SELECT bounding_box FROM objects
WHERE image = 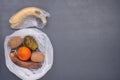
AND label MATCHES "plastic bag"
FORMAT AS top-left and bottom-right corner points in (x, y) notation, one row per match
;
(4, 28), (53, 80)
(14, 9), (50, 29)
